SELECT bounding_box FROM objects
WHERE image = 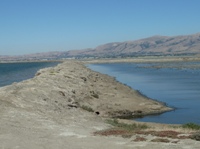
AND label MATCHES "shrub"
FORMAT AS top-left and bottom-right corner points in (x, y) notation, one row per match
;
(81, 105), (94, 112)
(90, 91), (99, 98)
(106, 119), (148, 131)
(182, 123), (200, 130)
